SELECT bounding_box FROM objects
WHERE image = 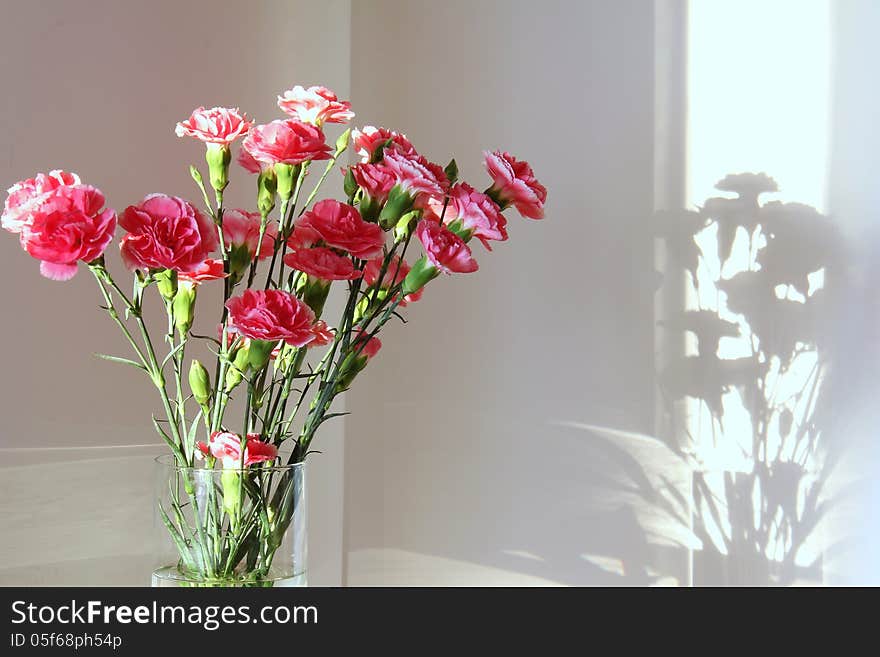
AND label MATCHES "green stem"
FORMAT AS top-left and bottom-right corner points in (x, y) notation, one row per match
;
(276, 166), (309, 286)
(90, 271), (148, 369)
